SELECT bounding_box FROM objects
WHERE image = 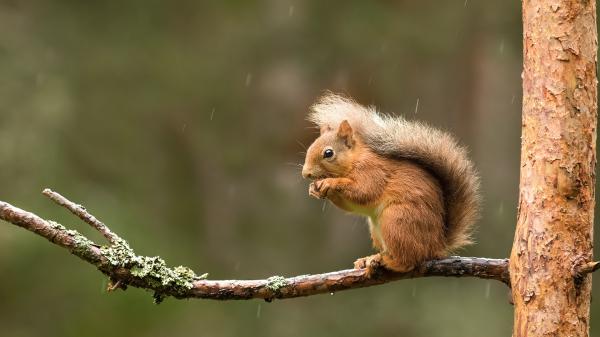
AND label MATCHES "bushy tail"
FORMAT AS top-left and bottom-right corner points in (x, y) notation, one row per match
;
(309, 93), (481, 251)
